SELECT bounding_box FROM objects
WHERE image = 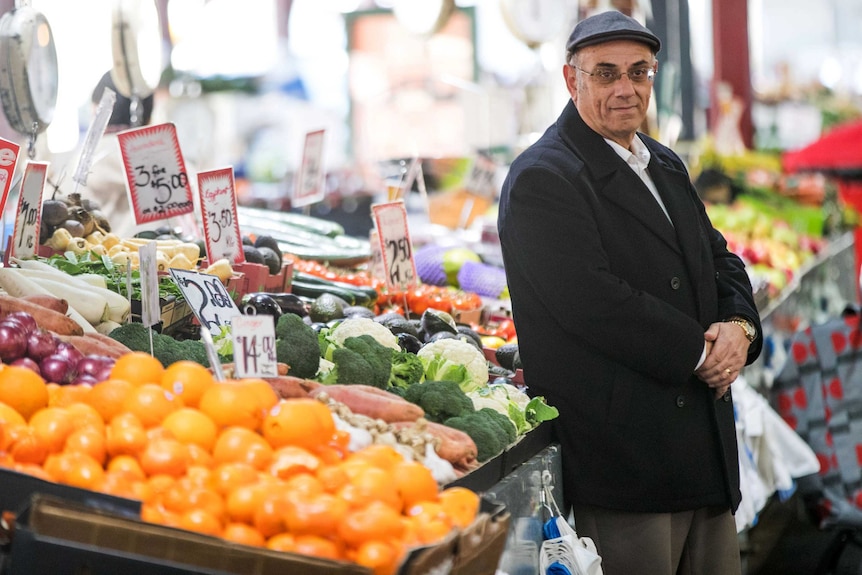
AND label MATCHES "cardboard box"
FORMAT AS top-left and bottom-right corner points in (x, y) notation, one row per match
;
(7, 495), (509, 575)
(129, 296), (193, 337)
